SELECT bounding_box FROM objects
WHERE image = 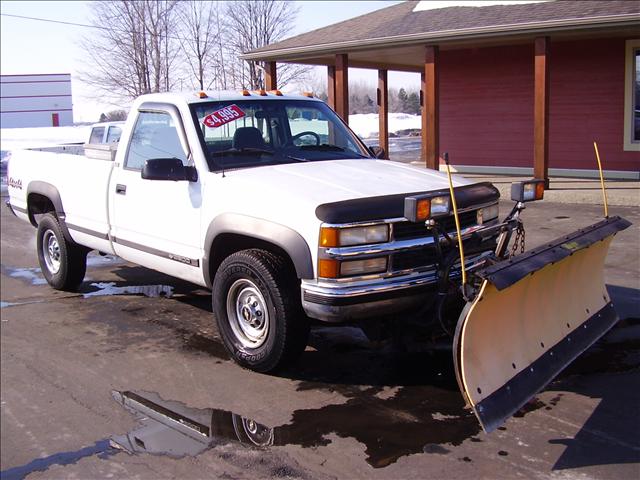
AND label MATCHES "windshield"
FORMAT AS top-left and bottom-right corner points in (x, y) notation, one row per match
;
(190, 99), (371, 171)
